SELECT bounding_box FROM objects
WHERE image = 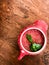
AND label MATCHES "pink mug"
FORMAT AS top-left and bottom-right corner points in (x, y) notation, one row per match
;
(18, 20), (48, 60)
